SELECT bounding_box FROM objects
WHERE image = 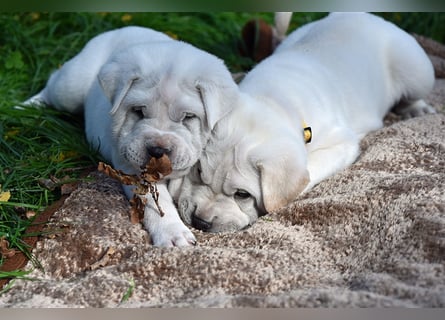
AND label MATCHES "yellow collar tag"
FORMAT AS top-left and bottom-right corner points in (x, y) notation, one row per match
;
(302, 121), (312, 144)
